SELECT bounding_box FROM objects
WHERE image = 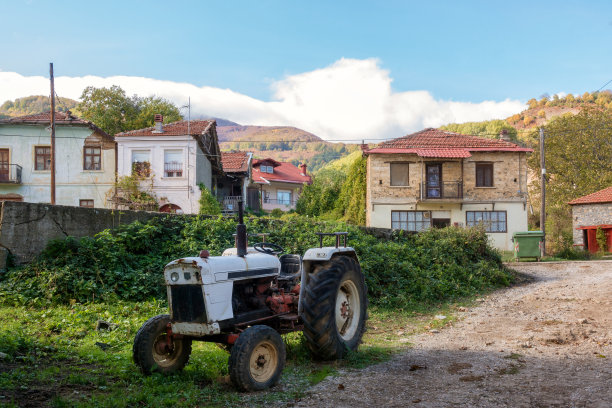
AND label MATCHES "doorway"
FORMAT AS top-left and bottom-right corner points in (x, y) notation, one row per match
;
(0, 149), (8, 182)
(426, 163), (442, 198)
